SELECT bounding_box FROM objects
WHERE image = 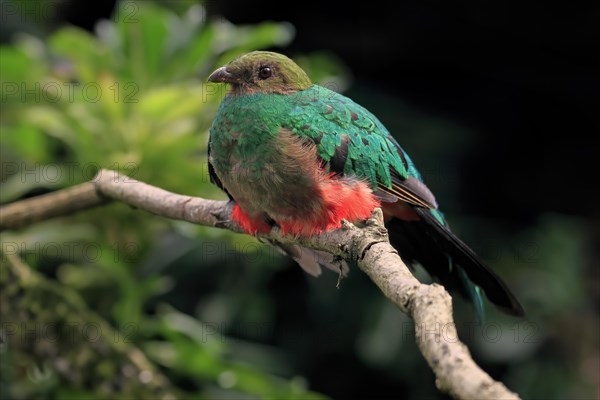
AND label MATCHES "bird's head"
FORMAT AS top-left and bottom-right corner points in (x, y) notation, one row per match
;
(207, 51), (312, 95)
